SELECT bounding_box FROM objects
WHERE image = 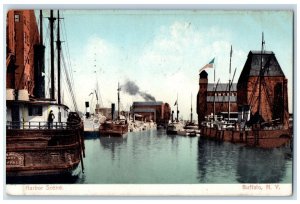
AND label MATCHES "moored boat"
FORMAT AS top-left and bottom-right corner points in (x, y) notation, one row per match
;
(166, 121), (185, 135)
(99, 120), (128, 137)
(99, 83), (128, 137)
(6, 10), (85, 180)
